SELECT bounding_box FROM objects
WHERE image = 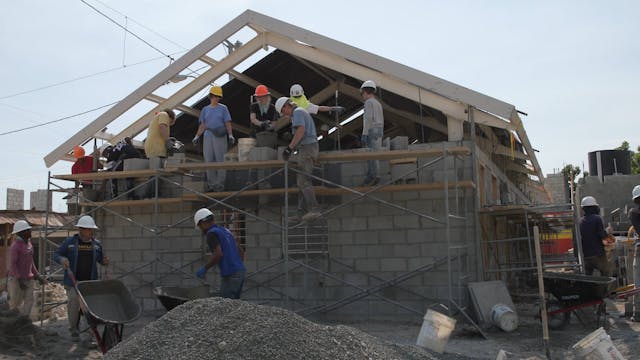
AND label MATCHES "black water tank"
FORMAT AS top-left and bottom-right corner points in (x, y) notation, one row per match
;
(588, 150), (631, 176)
